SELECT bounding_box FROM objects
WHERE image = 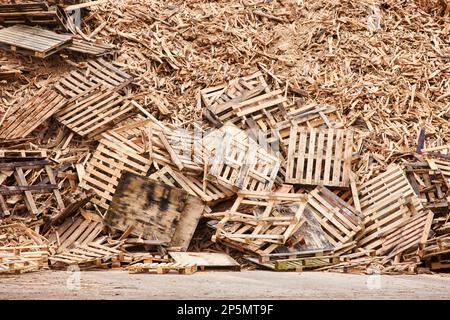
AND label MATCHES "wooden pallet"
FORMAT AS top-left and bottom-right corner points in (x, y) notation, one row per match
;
(246, 254), (339, 271)
(0, 3), (68, 29)
(286, 127), (353, 187)
(54, 58), (133, 98)
(0, 25), (72, 58)
(405, 162), (449, 214)
(0, 245), (49, 274)
(0, 88), (67, 140)
(358, 164), (433, 254)
(359, 164), (419, 228)
(201, 71), (269, 113)
(0, 150), (64, 215)
(426, 154), (450, 188)
(79, 131), (151, 211)
(55, 84), (136, 138)
(200, 123), (280, 192)
(307, 186), (364, 251)
(49, 242), (121, 266)
(127, 262), (197, 275)
(206, 190), (308, 245)
(105, 173), (205, 250)
(47, 216), (104, 253)
(66, 38), (115, 56)
(149, 166), (233, 203)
